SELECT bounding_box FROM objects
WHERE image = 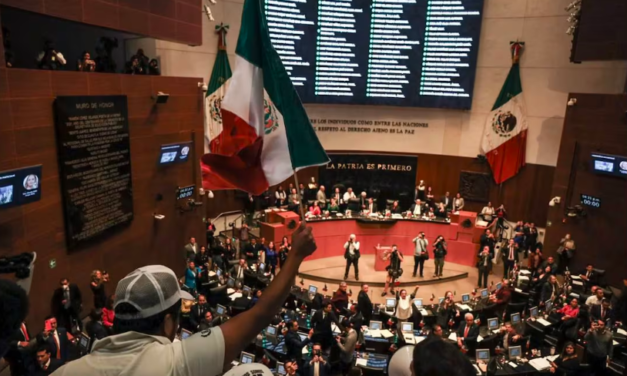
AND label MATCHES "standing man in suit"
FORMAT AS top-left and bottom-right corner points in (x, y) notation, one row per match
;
(541, 275), (560, 305)
(477, 246), (493, 289)
(343, 234), (360, 281)
(480, 229), (496, 255)
(412, 232), (429, 278)
(441, 191), (452, 211)
(336, 320), (358, 374)
(311, 301), (342, 351)
(303, 343), (331, 376)
(409, 199), (426, 217)
(358, 192), (368, 210)
(51, 278), (83, 332)
(230, 259), (248, 285)
(284, 320), (312, 368)
(456, 313), (479, 353)
(316, 185), (327, 208)
(357, 284), (373, 325)
(184, 236), (198, 262)
(4, 321), (35, 376)
(37, 316), (69, 363)
(33, 344), (63, 375)
(579, 264), (598, 291)
(189, 294), (210, 331)
(501, 239), (519, 279)
(590, 299), (613, 325)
